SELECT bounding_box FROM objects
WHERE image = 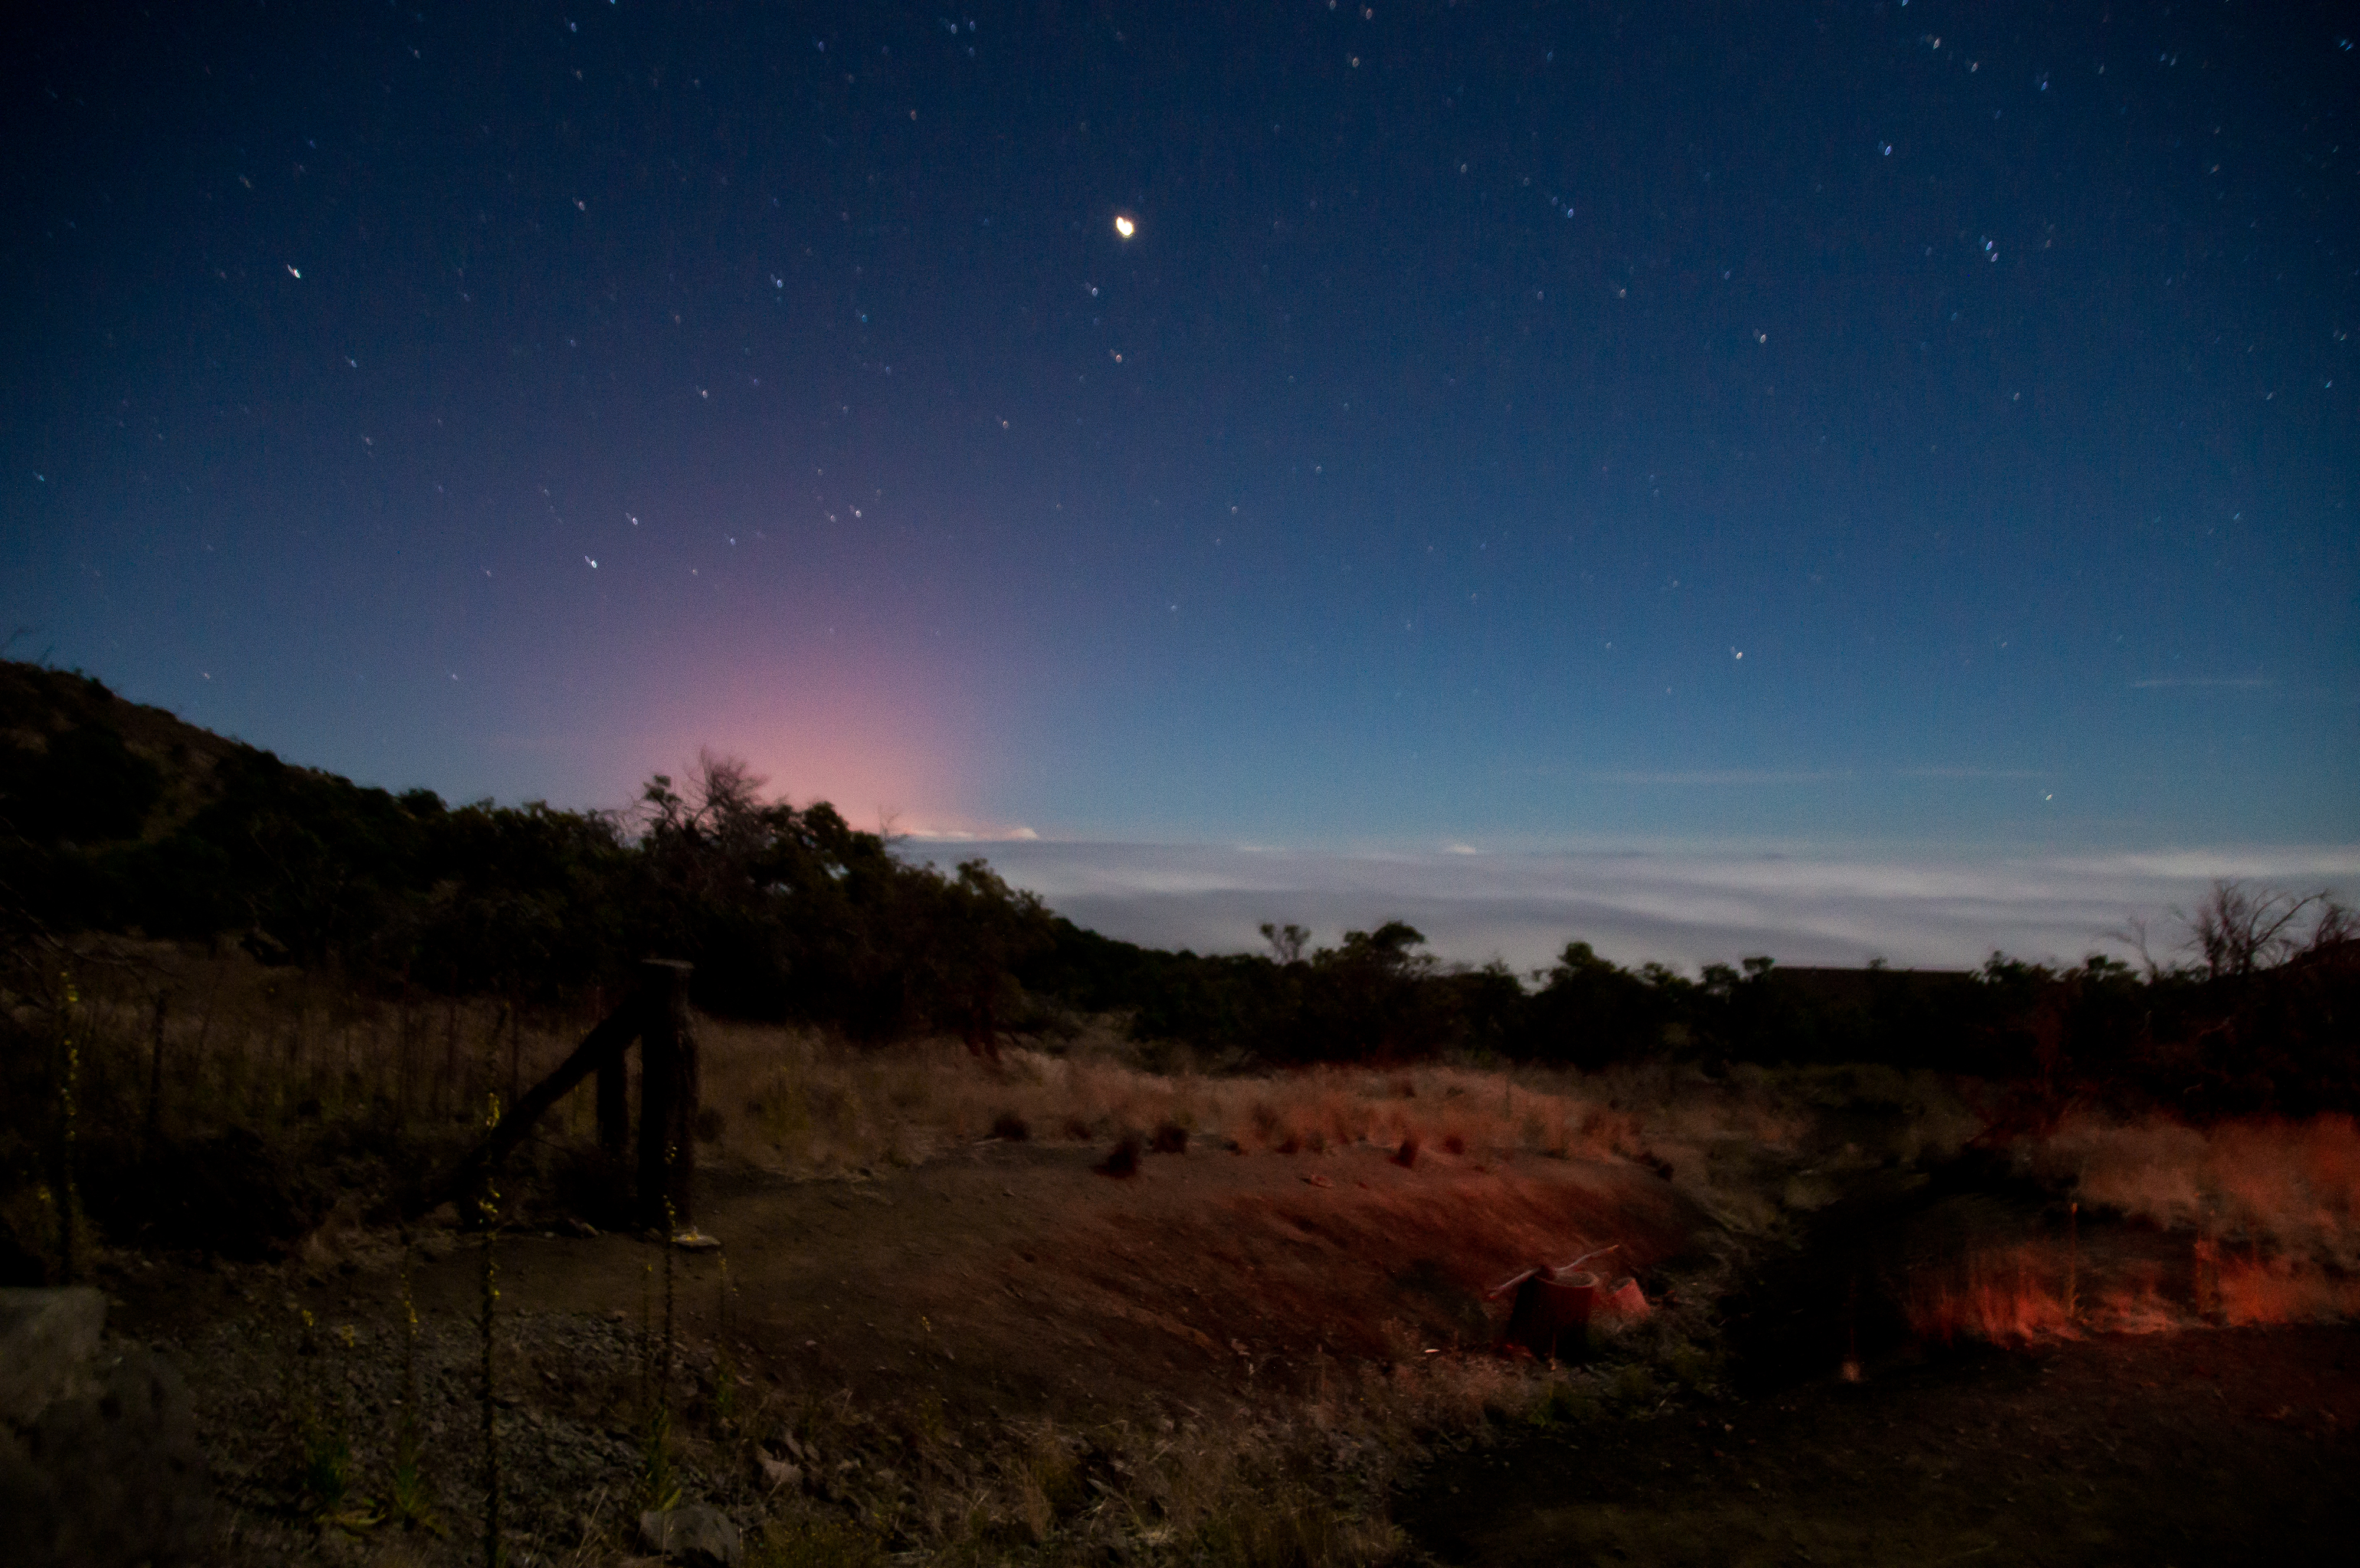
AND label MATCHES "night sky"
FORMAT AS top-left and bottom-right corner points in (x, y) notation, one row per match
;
(6, 2), (2355, 966)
